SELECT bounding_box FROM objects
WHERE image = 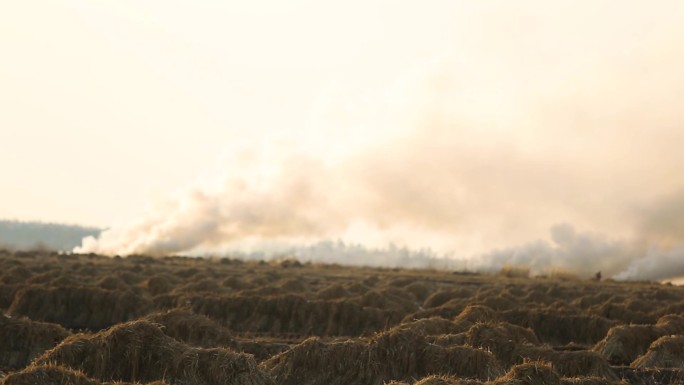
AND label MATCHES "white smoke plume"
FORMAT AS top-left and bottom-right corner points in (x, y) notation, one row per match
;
(77, 2), (684, 281)
(475, 223), (684, 281)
